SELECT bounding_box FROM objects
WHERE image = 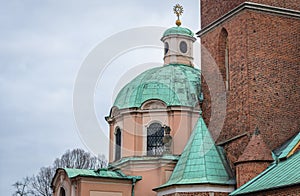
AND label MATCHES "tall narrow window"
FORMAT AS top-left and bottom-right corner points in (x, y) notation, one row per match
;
(115, 128), (121, 160)
(147, 123), (164, 156)
(60, 187), (66, 196)
(225, 35), (229, 90)
(219, 28), (230, 90)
